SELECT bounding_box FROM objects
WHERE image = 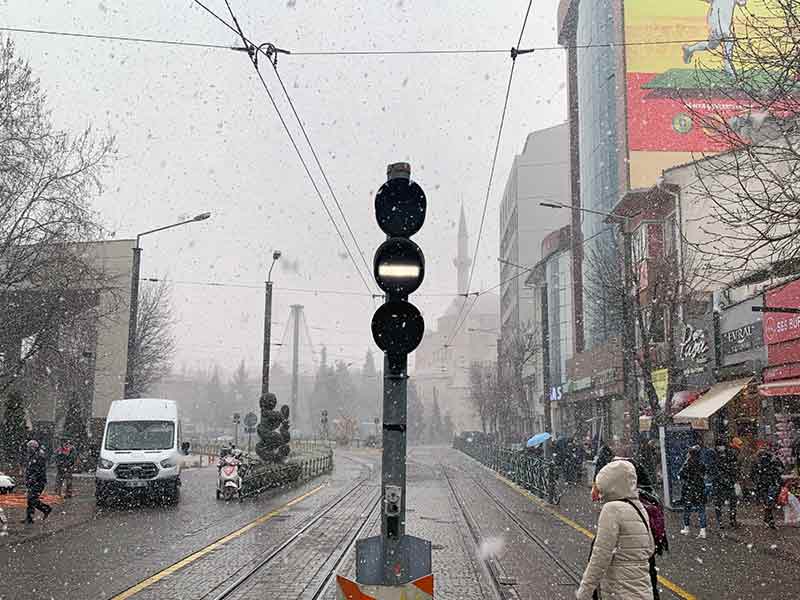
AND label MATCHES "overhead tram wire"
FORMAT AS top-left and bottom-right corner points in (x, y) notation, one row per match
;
(0, 25), (776, 55)
(140, 277), (459, 297)
(269, 58), (374, 289)
(443, 0), (533, 350)
(191, 0), (375, 297)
